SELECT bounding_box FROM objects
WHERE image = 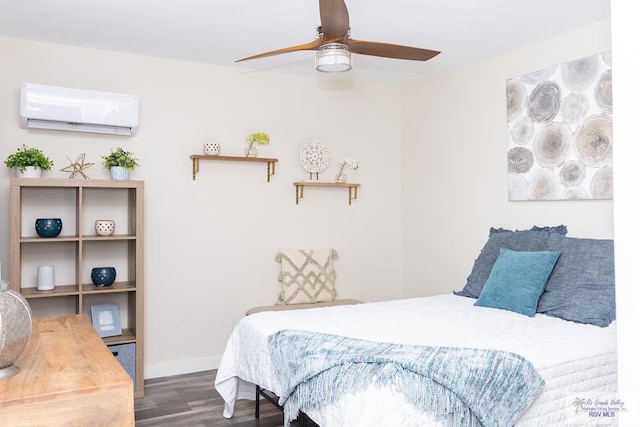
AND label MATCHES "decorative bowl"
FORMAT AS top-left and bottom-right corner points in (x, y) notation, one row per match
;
(95, 220), (115, 236)
(203, 142), (220, 156)
(35, 218), (62, 238)
(91, 267), (117, 287)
